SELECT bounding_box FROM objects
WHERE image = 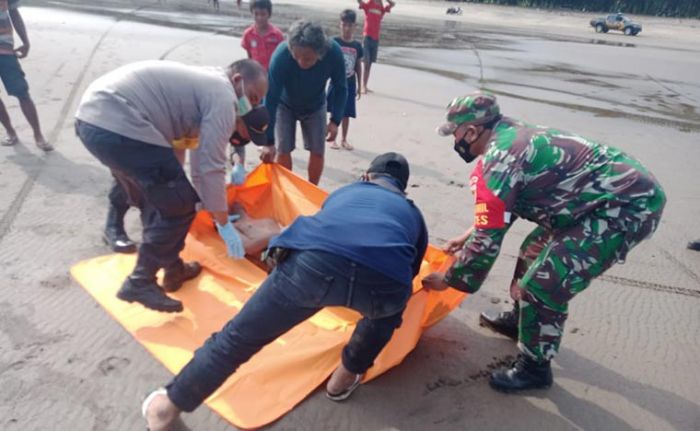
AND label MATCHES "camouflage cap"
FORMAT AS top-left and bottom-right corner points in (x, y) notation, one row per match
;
(437, 92), (500, 136)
